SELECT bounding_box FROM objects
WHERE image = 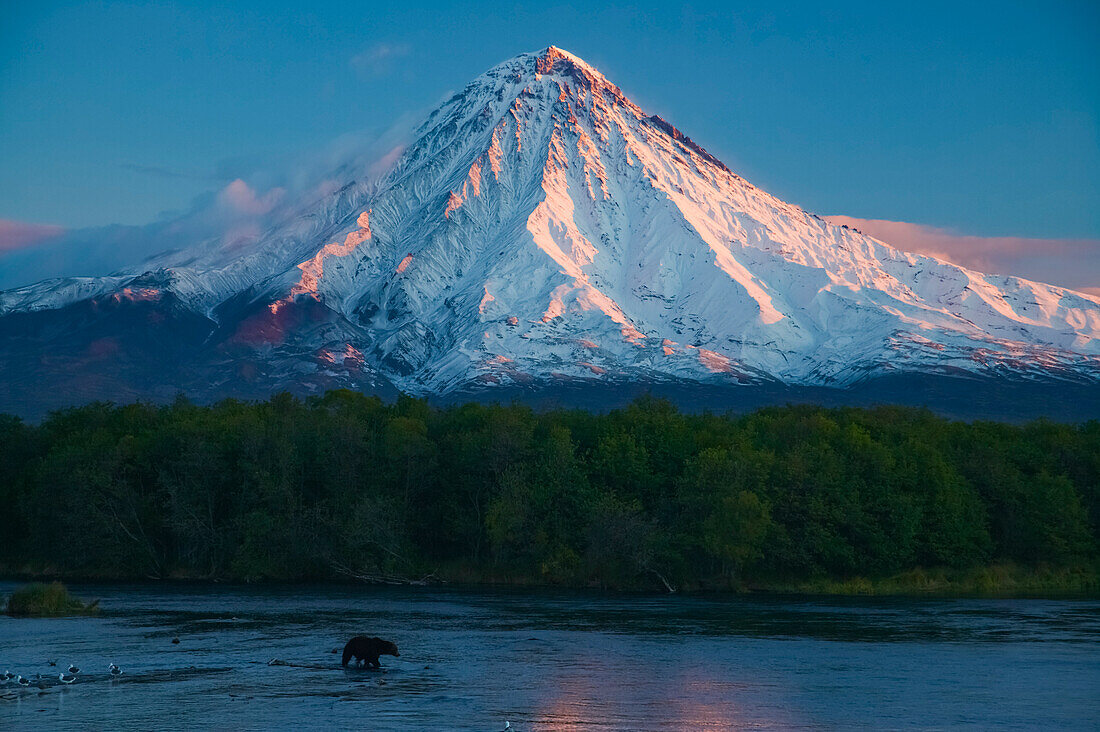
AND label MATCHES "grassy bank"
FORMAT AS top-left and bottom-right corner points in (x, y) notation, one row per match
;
(4, 581), (100, 617)
(4, 563), (1098, 599)
(418, 563), (1100, 597)
(754, 563), (1100, 597)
